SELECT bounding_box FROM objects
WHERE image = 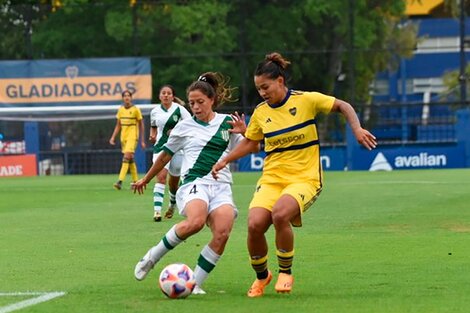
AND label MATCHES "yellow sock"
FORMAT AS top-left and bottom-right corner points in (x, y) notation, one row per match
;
(118, 159), (130, 181)
(276, 249), (294, 274)
(250, 255), (269, 279)
(129, 160), (138, 182)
